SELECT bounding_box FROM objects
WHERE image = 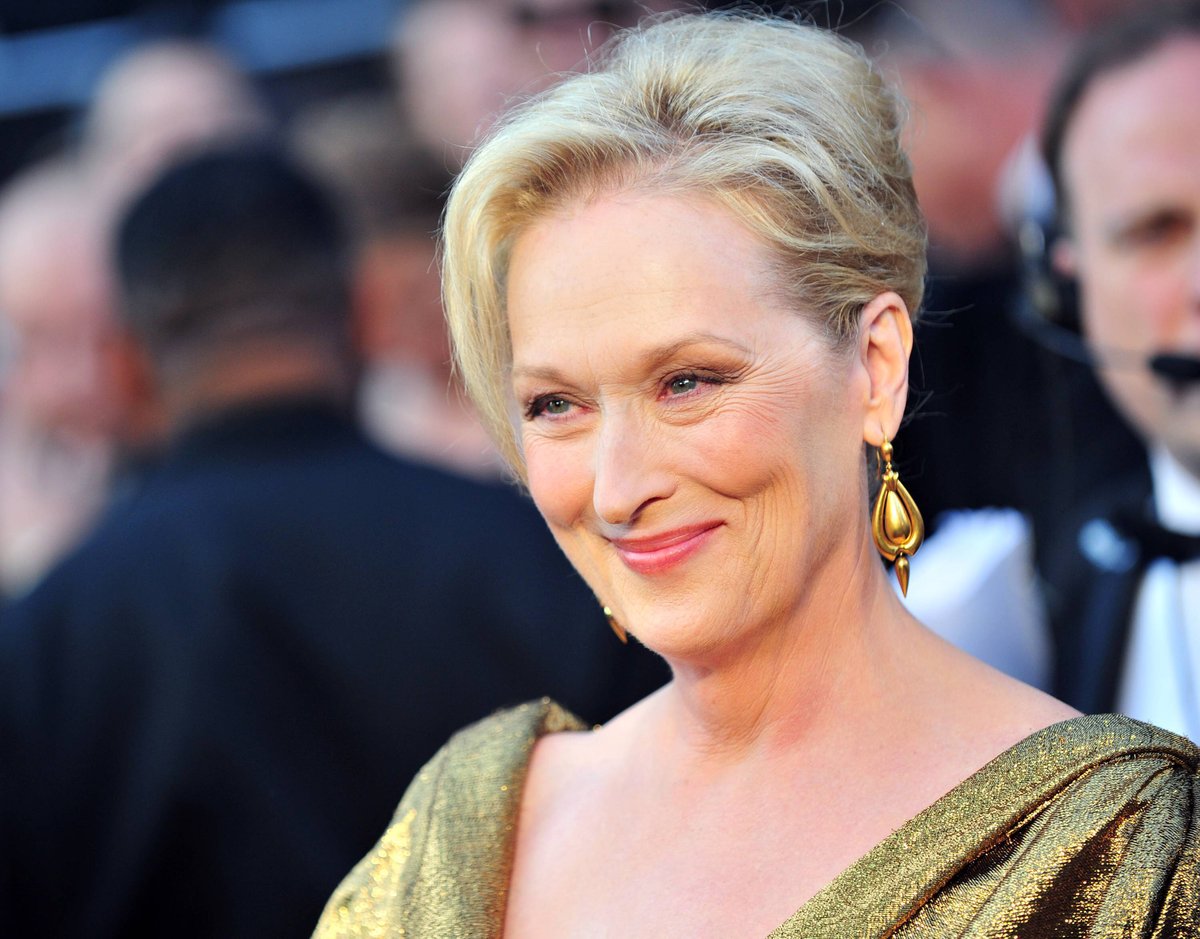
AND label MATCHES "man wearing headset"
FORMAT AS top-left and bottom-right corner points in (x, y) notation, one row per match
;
(1038, 2), (1200, 738)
